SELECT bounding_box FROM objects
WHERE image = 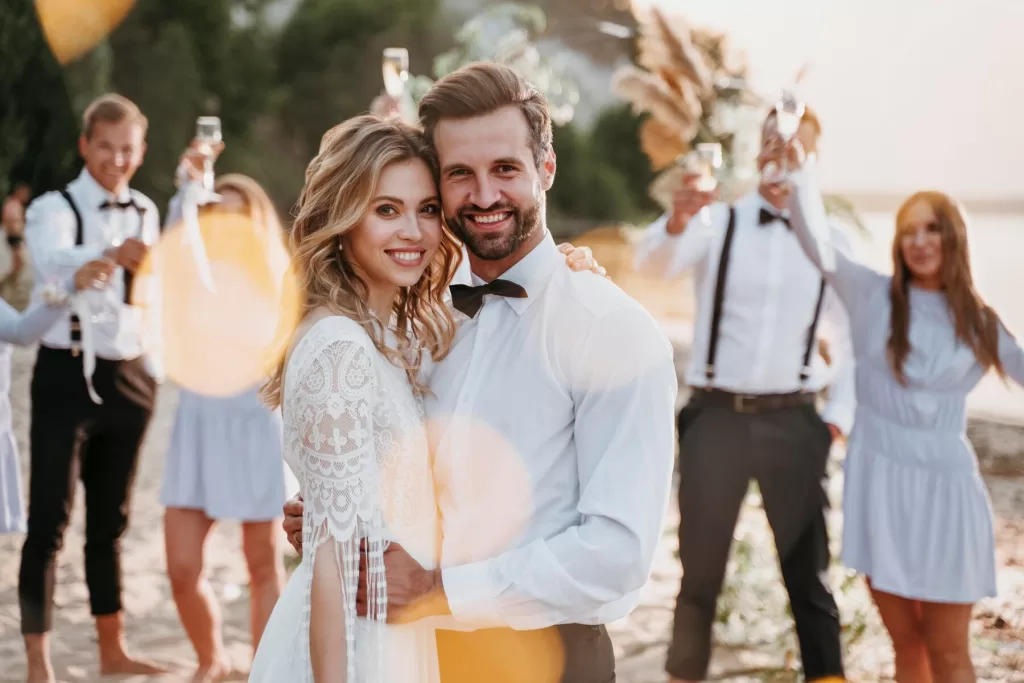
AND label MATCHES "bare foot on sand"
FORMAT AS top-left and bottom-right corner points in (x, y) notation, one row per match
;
(191, 660), (245, 683)
(98, 653), (169, 676)
(24, 634), (55, 683)
(25, 664), (55, 683)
